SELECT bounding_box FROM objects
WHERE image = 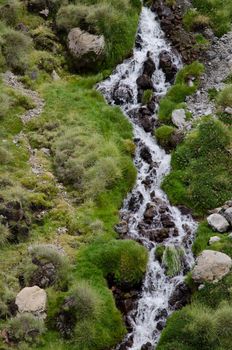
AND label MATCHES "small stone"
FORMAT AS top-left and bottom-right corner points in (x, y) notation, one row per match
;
(51, 70), (61, 81)
(225, 107), (232, 115)
(209, 236), (221, 245)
